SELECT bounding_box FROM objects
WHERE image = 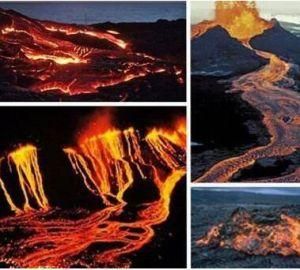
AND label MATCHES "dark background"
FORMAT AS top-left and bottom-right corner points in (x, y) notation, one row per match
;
(0, 106), (186, 268)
